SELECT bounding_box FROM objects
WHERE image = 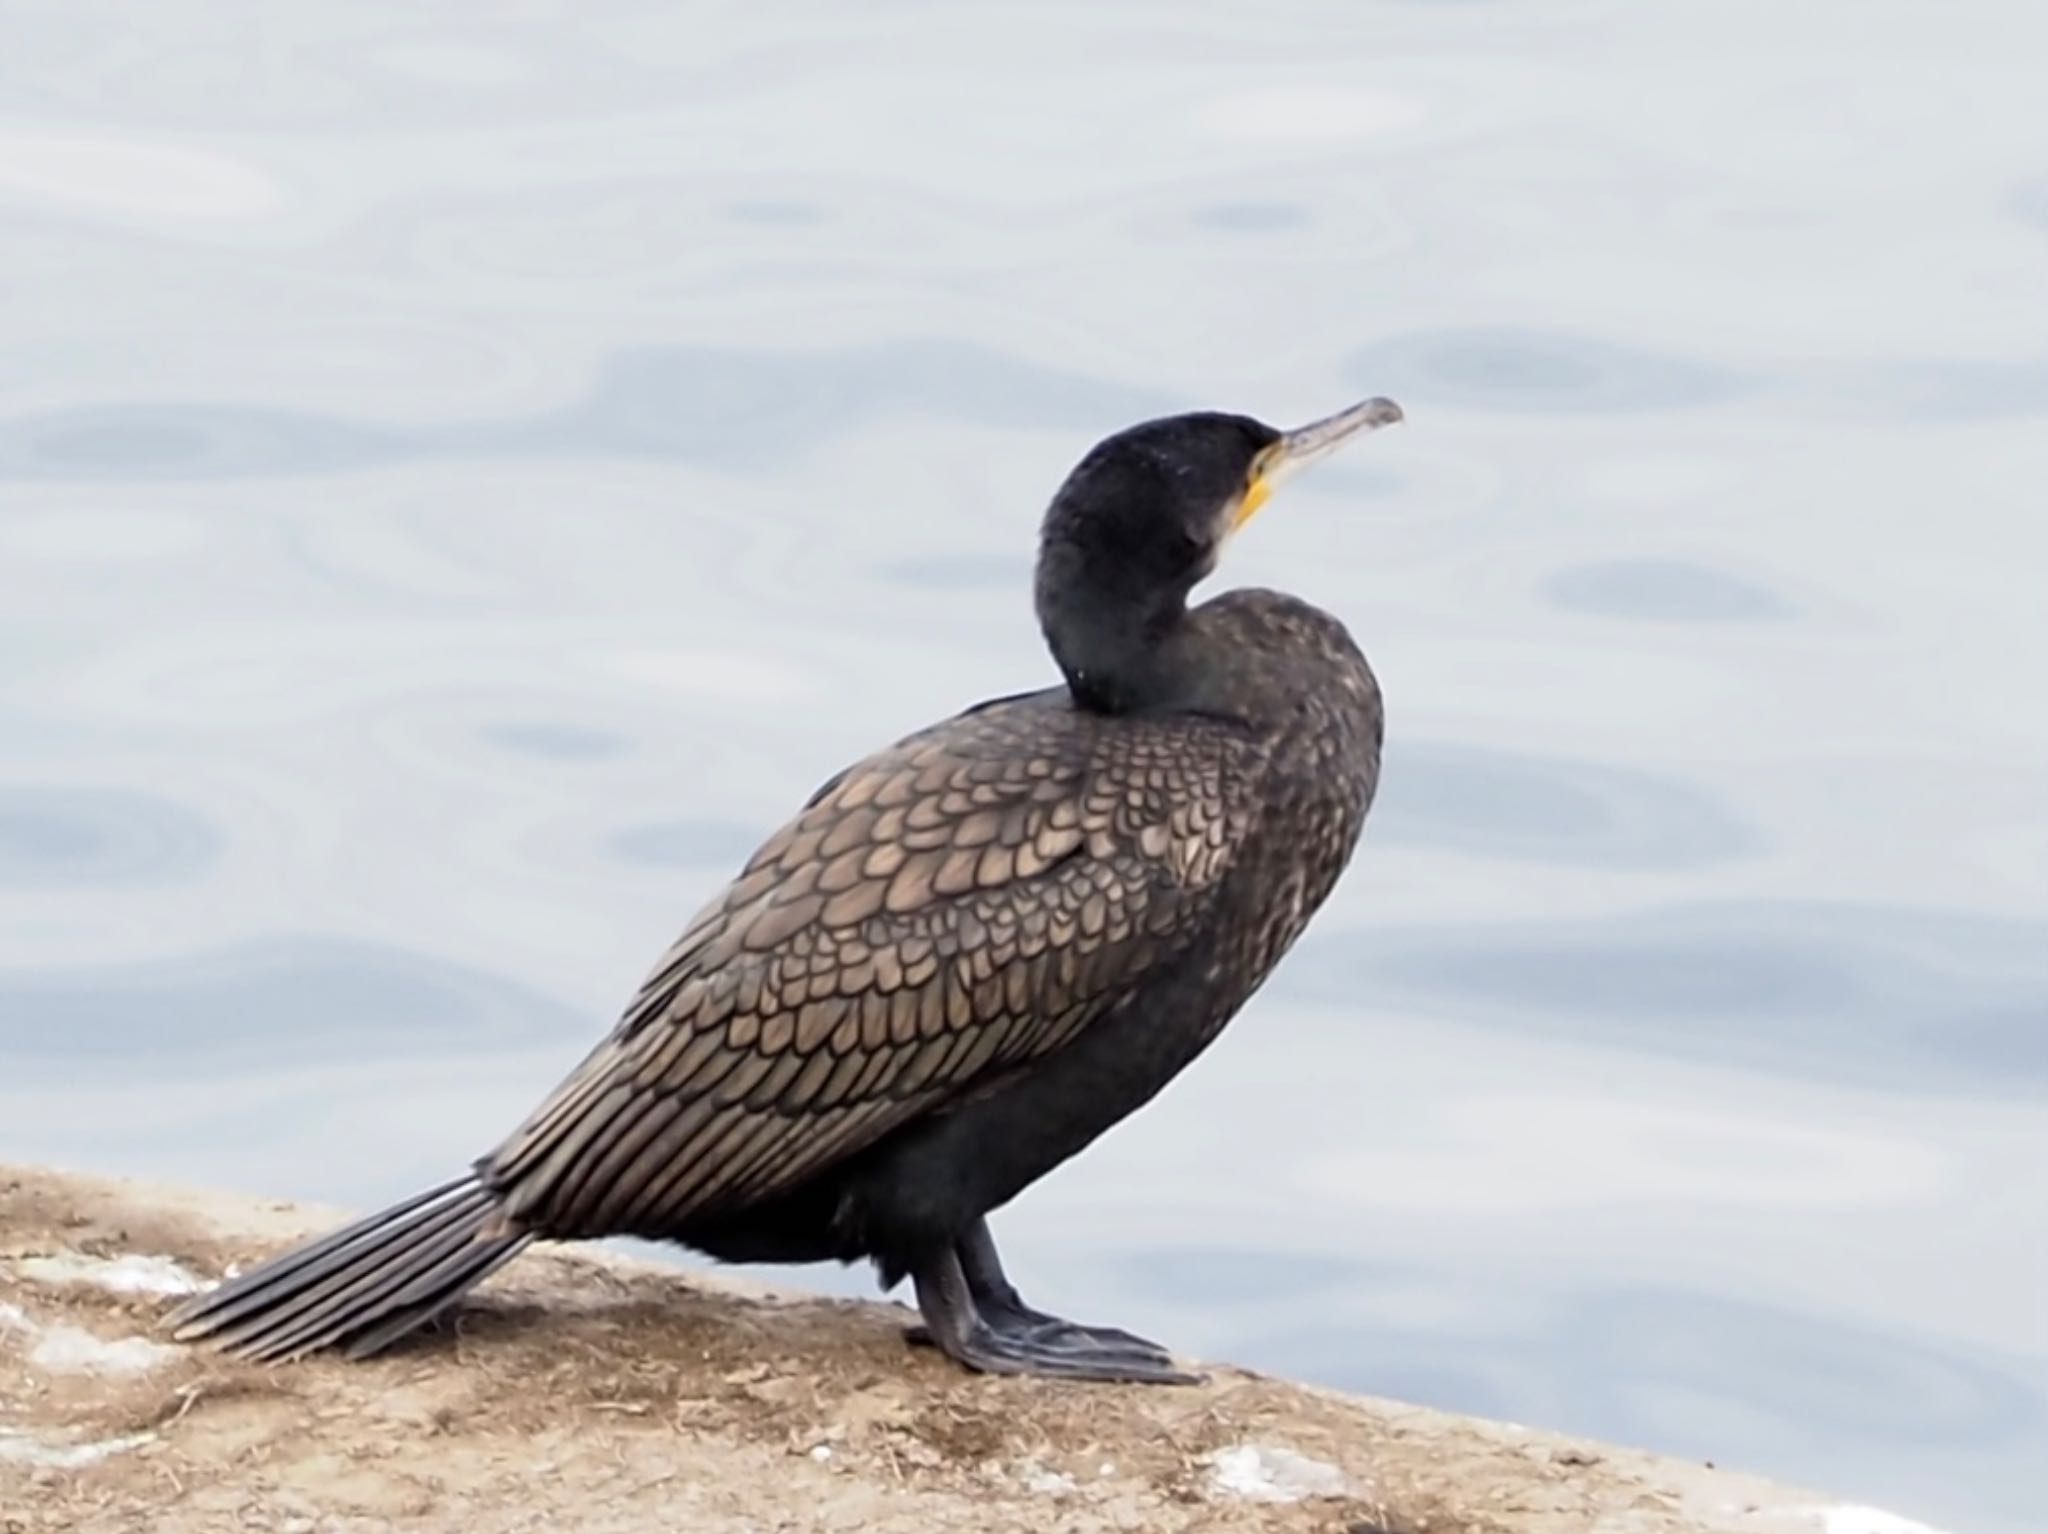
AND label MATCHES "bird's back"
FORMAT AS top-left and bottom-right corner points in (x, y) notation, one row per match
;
(478, 678), (1297, 1243)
